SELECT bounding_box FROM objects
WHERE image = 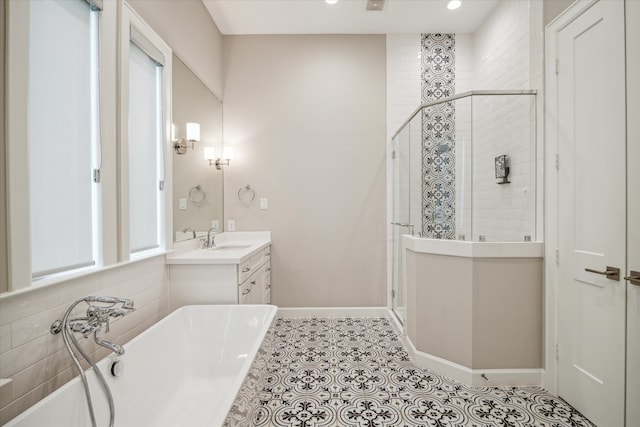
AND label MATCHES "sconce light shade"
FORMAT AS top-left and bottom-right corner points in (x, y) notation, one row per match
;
(211, 146), (234, 170)
(186, 122), (200, 142)
(204, 147), (215, 162)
